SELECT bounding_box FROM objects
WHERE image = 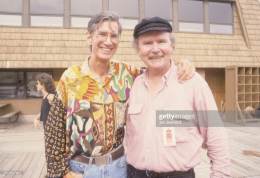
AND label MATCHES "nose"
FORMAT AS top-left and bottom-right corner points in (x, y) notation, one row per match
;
(150, 43), (160, 53)
(104, 35), (113, 45)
